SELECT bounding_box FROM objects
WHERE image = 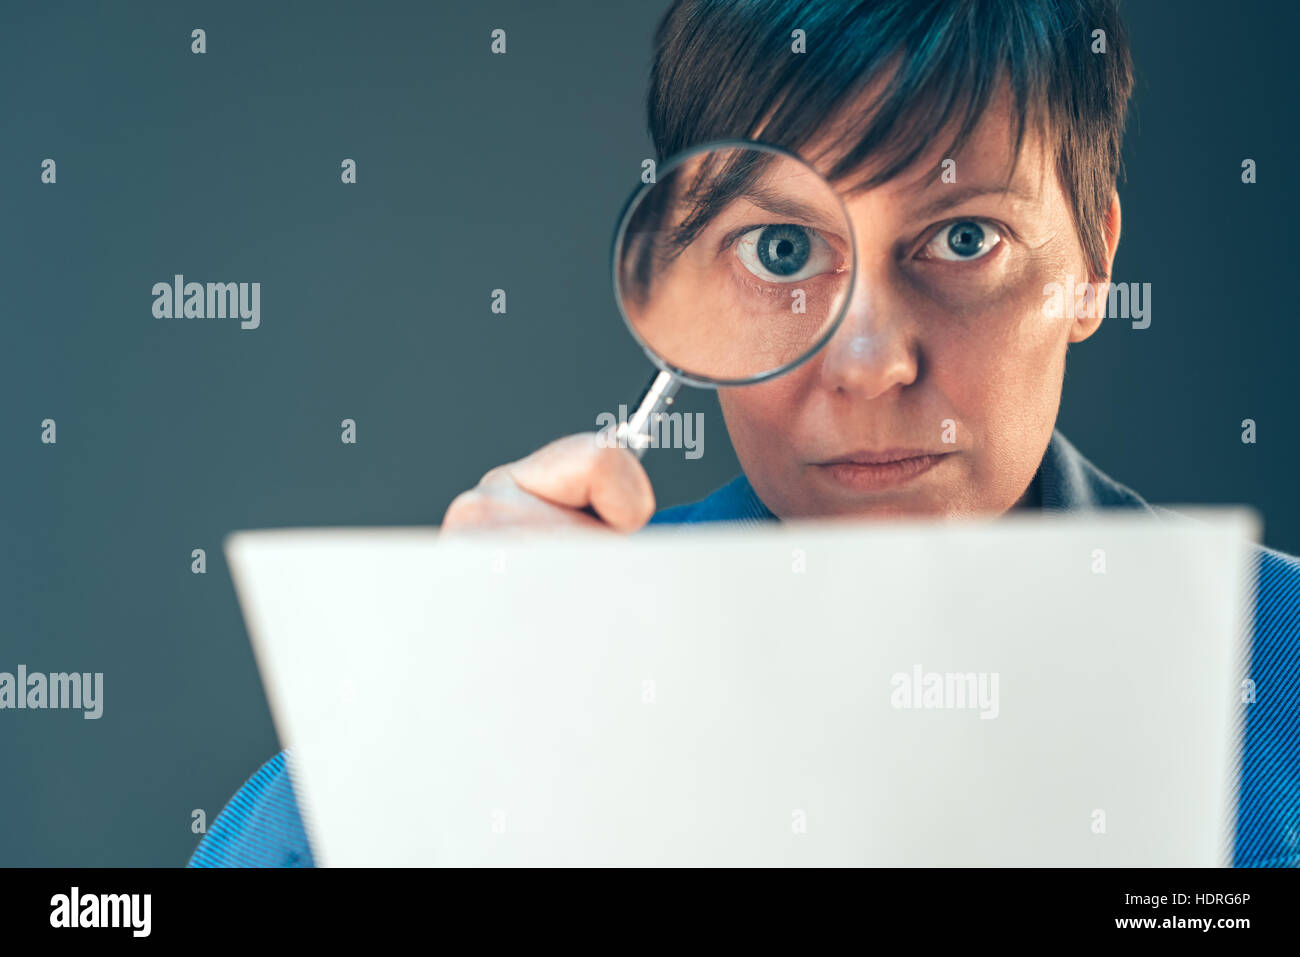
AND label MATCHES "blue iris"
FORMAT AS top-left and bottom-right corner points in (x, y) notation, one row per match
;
(947, 221), (985, 257)
(757, 225), (811, 276)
